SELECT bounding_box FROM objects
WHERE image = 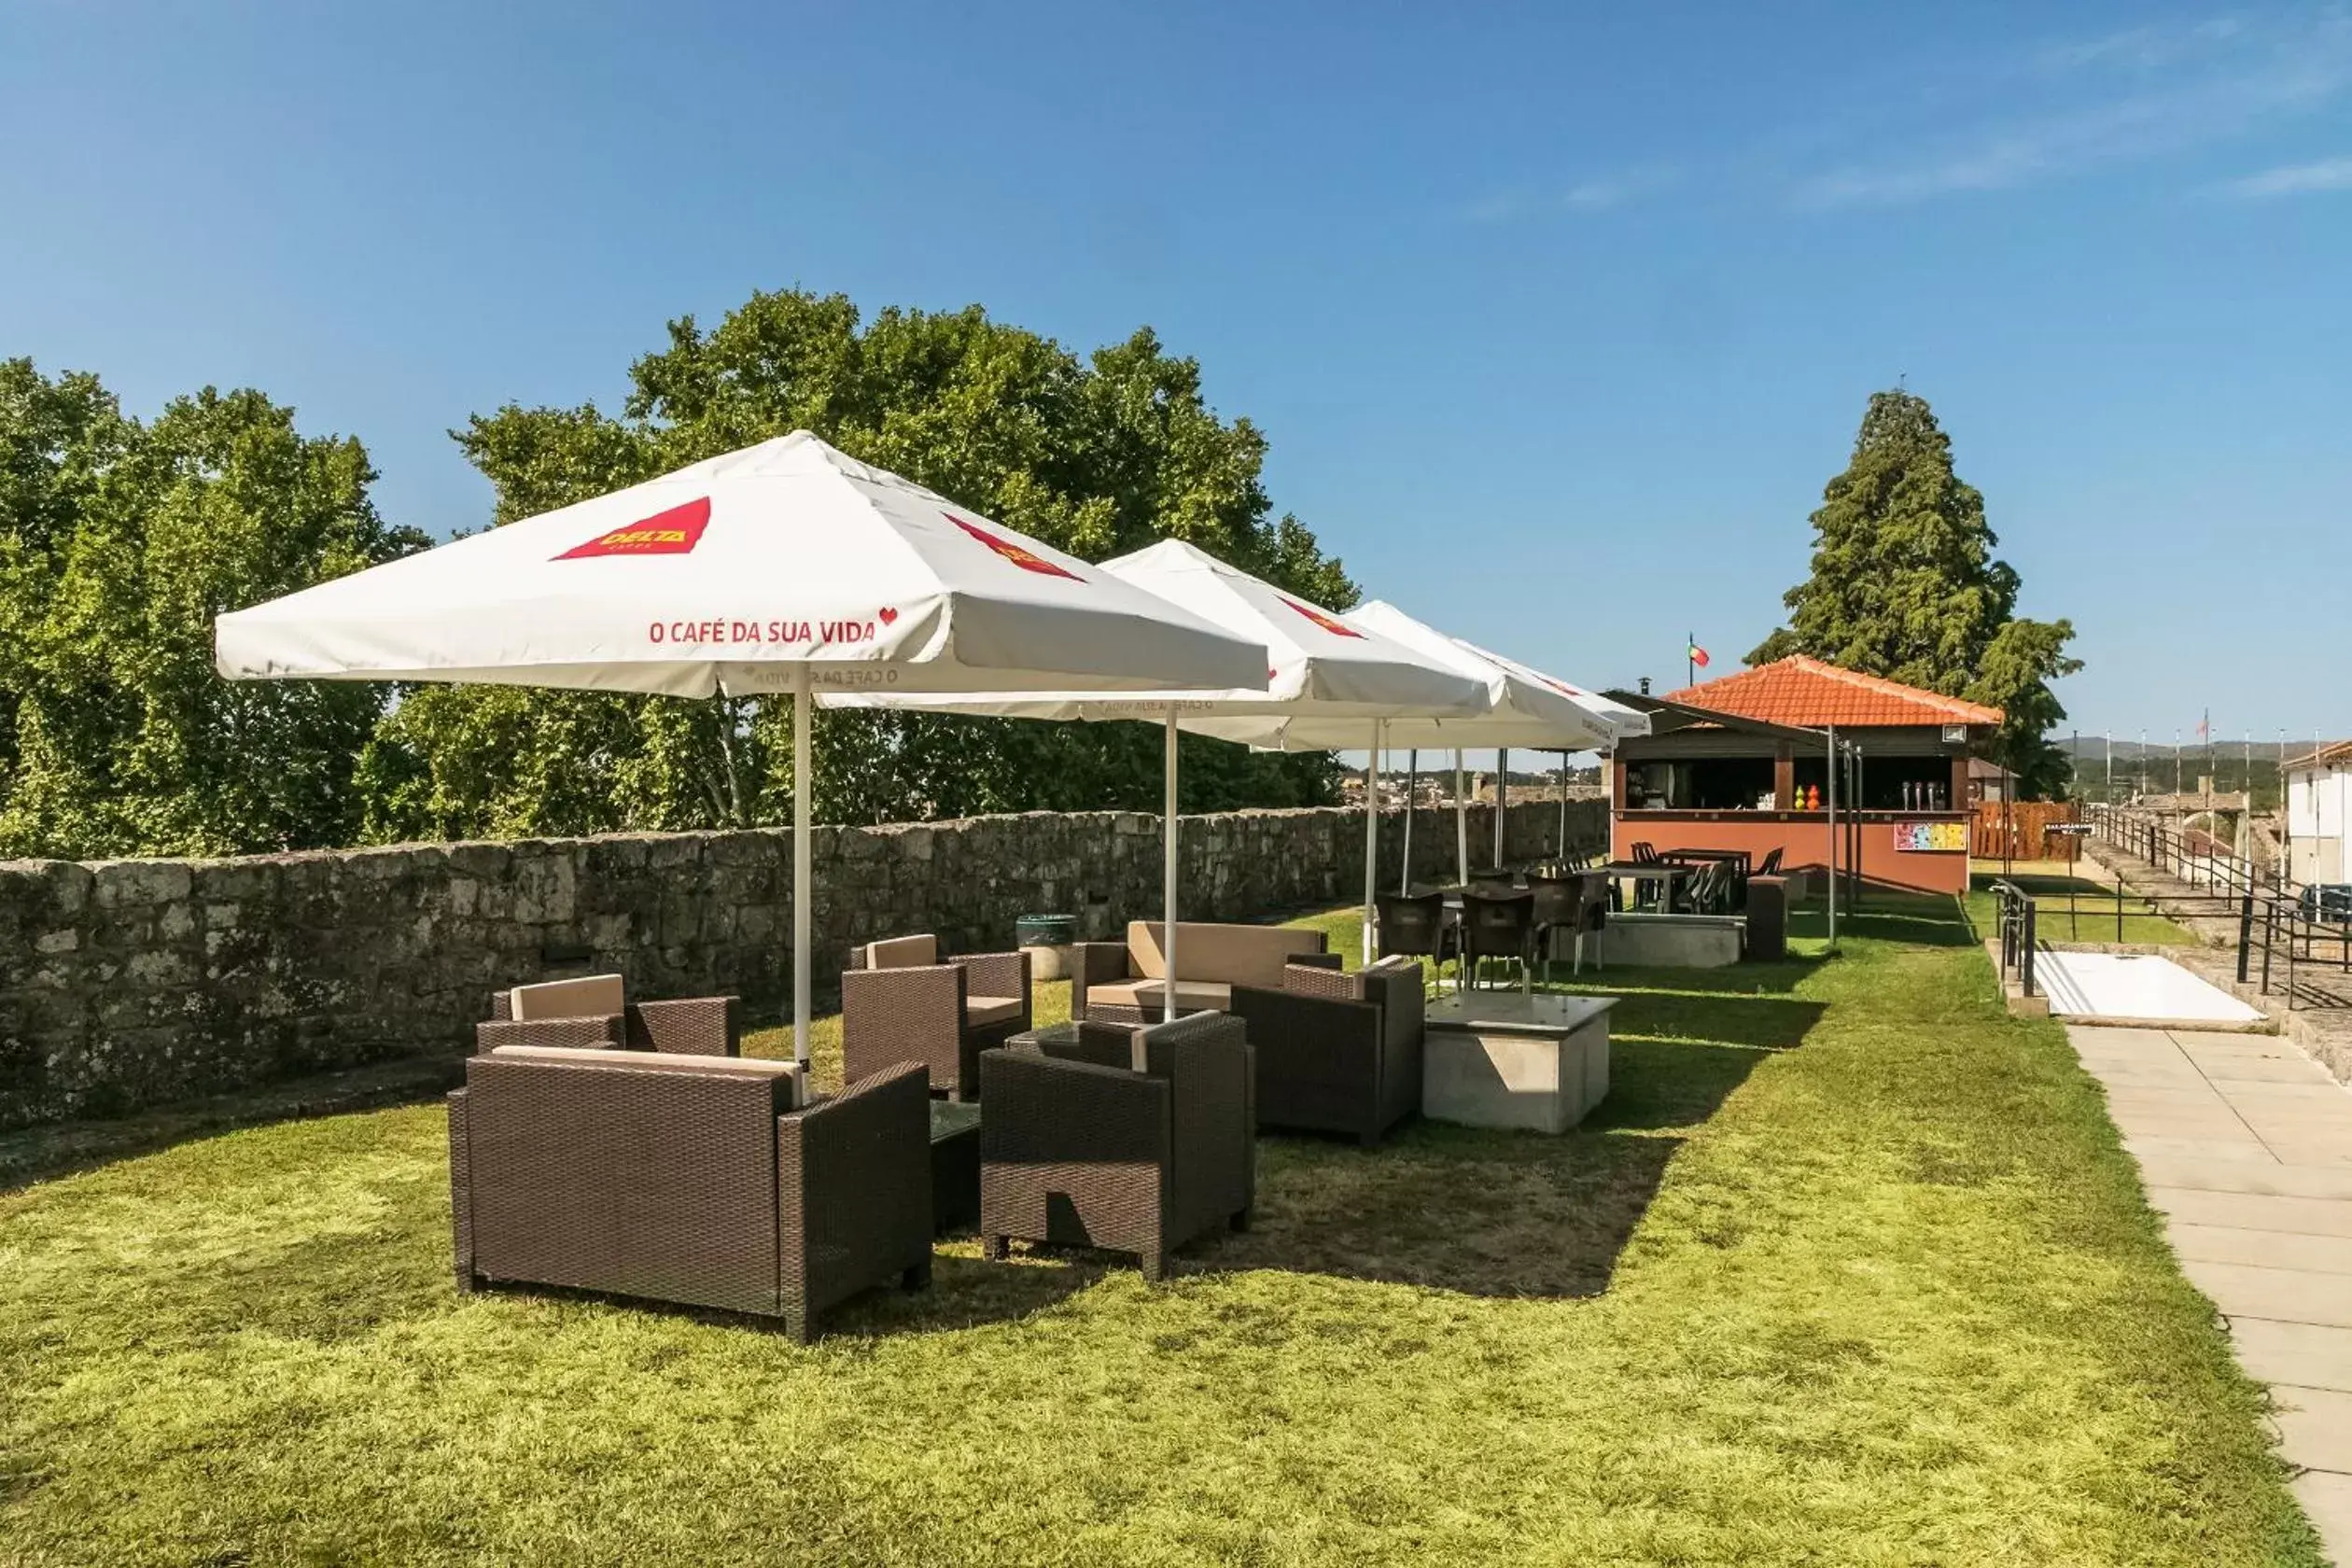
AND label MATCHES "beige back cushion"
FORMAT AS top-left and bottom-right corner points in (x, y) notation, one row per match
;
(487, 1043), (804, 1106)
(510, 973), (625, 1022)
(1125, 921), (1326, 988)
(865, 933), (939, 970)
